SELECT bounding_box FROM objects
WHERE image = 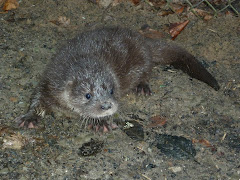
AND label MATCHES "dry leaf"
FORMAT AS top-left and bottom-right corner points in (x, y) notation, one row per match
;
(140, 28), (165, 39)
(58, 16), (70, 26)
(0, 0), (6, 7)
(158, 10), (174, 16)
(130, 0), (140, 5)
(193, 138), (217, 152)
(0, 126), (10, 136)
(191, 8), (213, 20)
(204, 14), (213, 21)
(3, 0), (19, 11)
(174, 6), (184, 14)
(169, 166), (182, 173)
(89, 0), (113, 7)
(198, 139), (212, 147)
(2, 133), (26, 150)
(88, 0), (99, 4)
(169, 20), (189, 40)
(200, 139), (217, 151)
(147, 116), (167, 127)
(192, 8), (209, 17)
(213, 0), (227, 5)
(112, 0), (126, 6)
(10, 96), (18, 102)
(225, 11), (234, 16)
(50, 16), (70, 27)
(139, 25), (165, 39)
(192, 138), (198, 144)
(148, 0), (166, 8)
